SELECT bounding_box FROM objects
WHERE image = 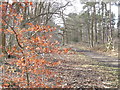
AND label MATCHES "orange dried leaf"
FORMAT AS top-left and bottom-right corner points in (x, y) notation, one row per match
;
(64, 48), (69, 53)
(47, 25), (50, 28)
(29, 2), (33, 5)
(52, 61), (61, 66)
(3, 83), (9, 87)
(26, 23), (33, 26)
(6, 29), (14, 34)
